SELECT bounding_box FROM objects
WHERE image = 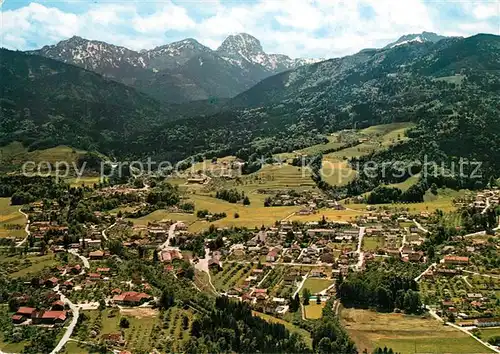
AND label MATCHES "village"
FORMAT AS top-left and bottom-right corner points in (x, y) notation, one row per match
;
(0, 177), (499, 353)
